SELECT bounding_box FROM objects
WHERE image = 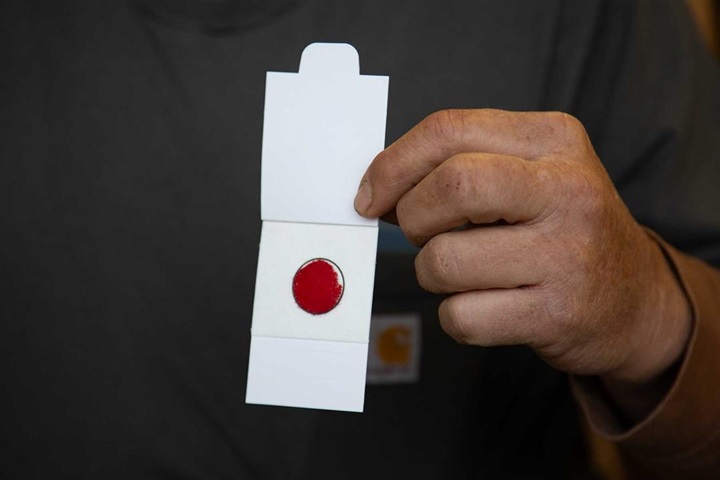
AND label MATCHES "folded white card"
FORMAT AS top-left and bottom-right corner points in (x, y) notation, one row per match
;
(247, 42), (388, 413)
